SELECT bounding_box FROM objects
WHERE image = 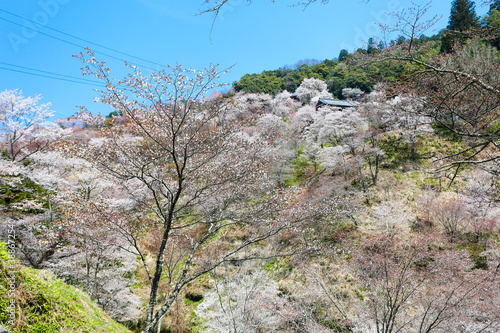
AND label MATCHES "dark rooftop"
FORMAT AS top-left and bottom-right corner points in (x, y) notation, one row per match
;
(317, 98), (358, 109)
